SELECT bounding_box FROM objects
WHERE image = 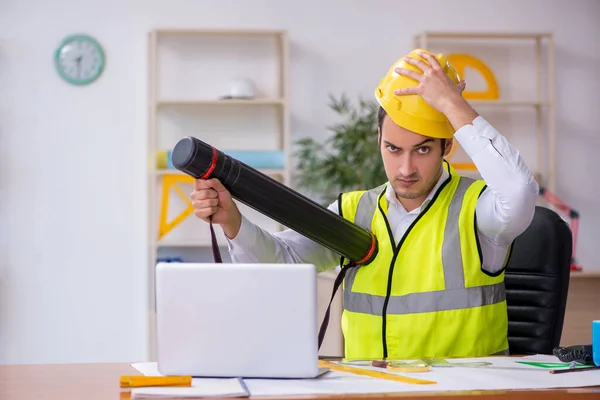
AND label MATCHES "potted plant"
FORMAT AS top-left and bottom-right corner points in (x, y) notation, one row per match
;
(294, 94), (387, 206)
